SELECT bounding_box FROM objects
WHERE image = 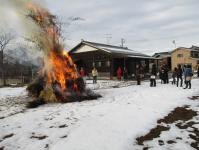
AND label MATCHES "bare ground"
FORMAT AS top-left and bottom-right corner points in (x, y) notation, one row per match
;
(136, 95), (199, 150)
